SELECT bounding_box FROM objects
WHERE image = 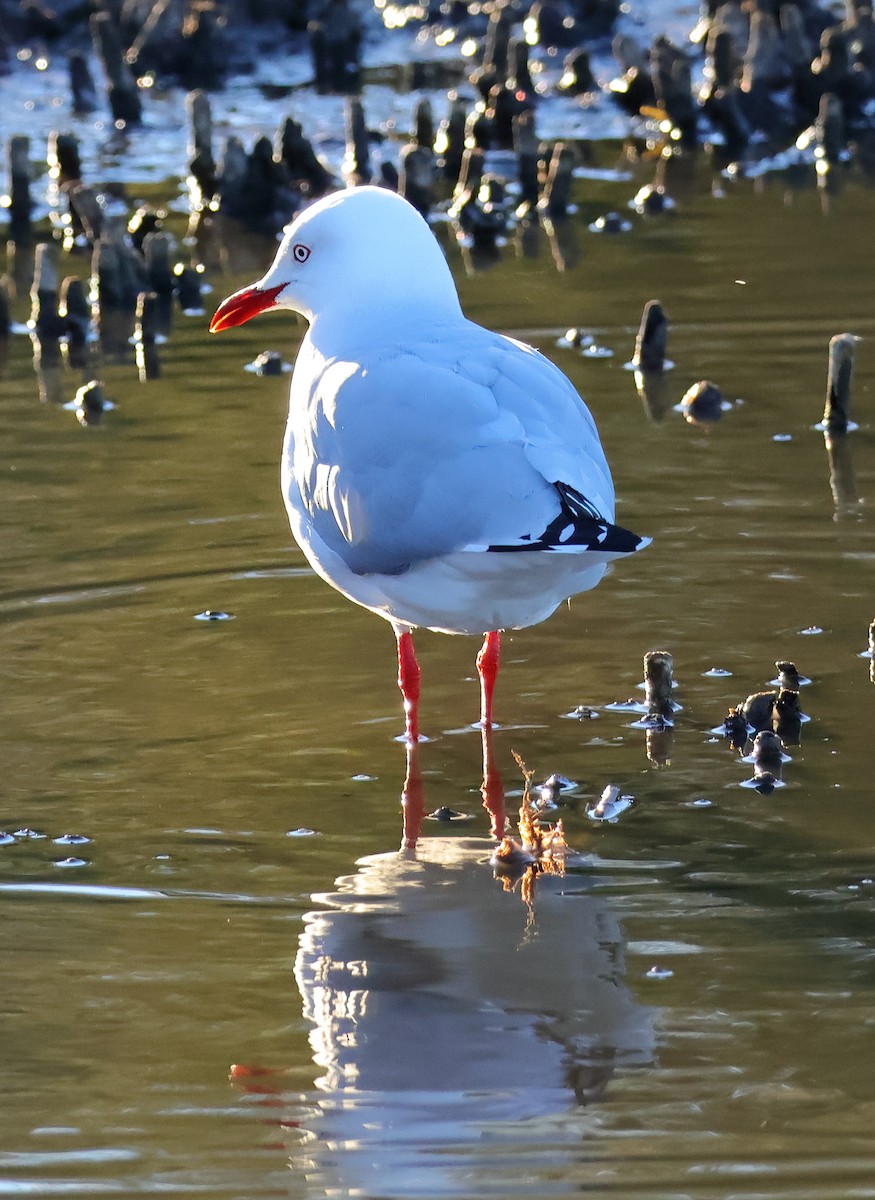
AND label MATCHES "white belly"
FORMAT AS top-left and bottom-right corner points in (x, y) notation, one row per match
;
(285, 496), (611, 634)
